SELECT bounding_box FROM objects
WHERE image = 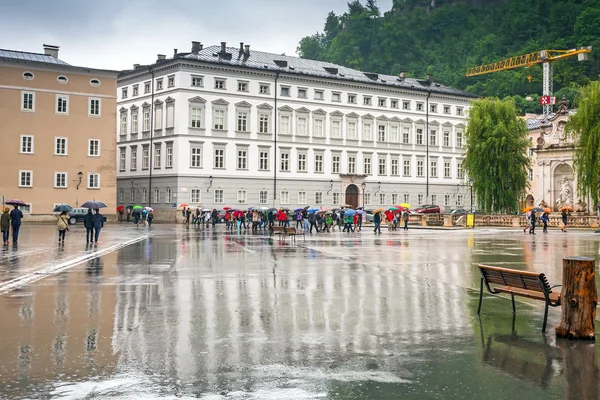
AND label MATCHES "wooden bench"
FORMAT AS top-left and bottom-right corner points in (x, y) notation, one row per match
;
(477, 264), (561, 332)
(270, 226), (285, 238)
(283, 227), (304, 243)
